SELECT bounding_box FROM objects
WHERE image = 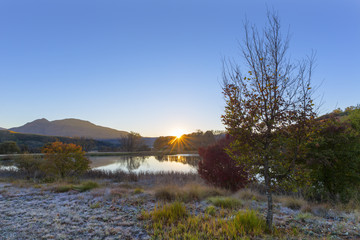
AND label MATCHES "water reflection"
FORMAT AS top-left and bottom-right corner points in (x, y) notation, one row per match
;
(91, 154), (200, 173)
